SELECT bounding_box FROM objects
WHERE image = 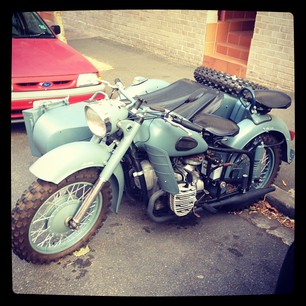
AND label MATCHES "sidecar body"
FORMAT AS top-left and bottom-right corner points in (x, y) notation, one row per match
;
(23, 100), (91, 157)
